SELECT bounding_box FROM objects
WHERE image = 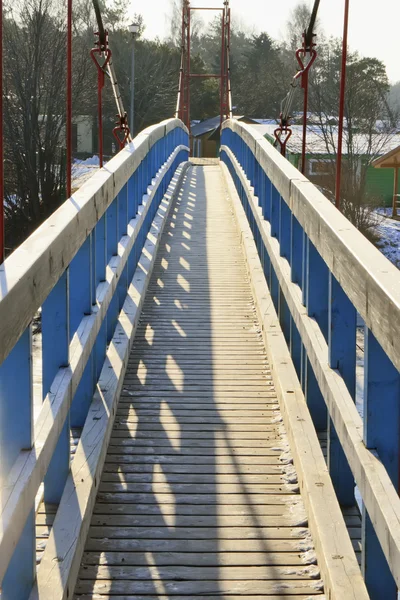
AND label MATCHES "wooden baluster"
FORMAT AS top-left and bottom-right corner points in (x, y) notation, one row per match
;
(69, 237), (94, 427)
(106, 198), (119, 344)
(117, 183), (129, 309)
(290, 215), (303, 288)
(270, 185), (279, 238)
(279, 197), (291, 261)
(304, 239), (328, 429)
(328, 274), (356, 505)
(0, 328), (35, 599)
(42, 271), (70, 503)
(94, 214), (107, 382)
(362, 329), (399, 599)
